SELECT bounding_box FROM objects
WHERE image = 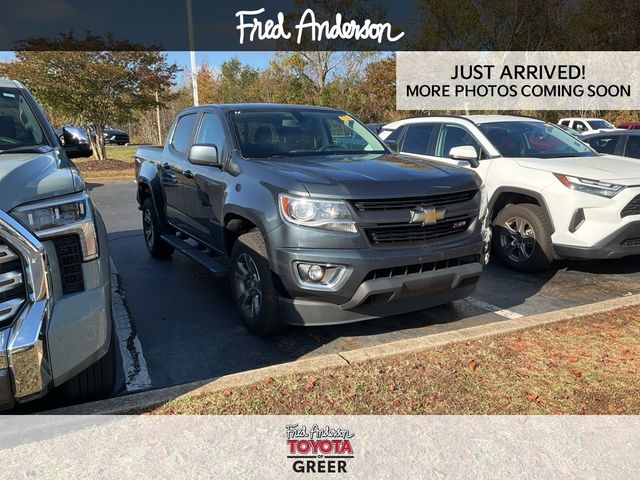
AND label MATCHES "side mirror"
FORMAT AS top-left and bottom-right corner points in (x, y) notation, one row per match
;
(384, 140), (399, 153)
(188, 144), (221, 167)
(62, 126), (93, 159)
(449, 145), (480, 168)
